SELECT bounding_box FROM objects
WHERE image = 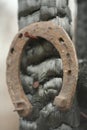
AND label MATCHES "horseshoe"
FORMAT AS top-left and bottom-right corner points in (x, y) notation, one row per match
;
(6, 21), (78, 117)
